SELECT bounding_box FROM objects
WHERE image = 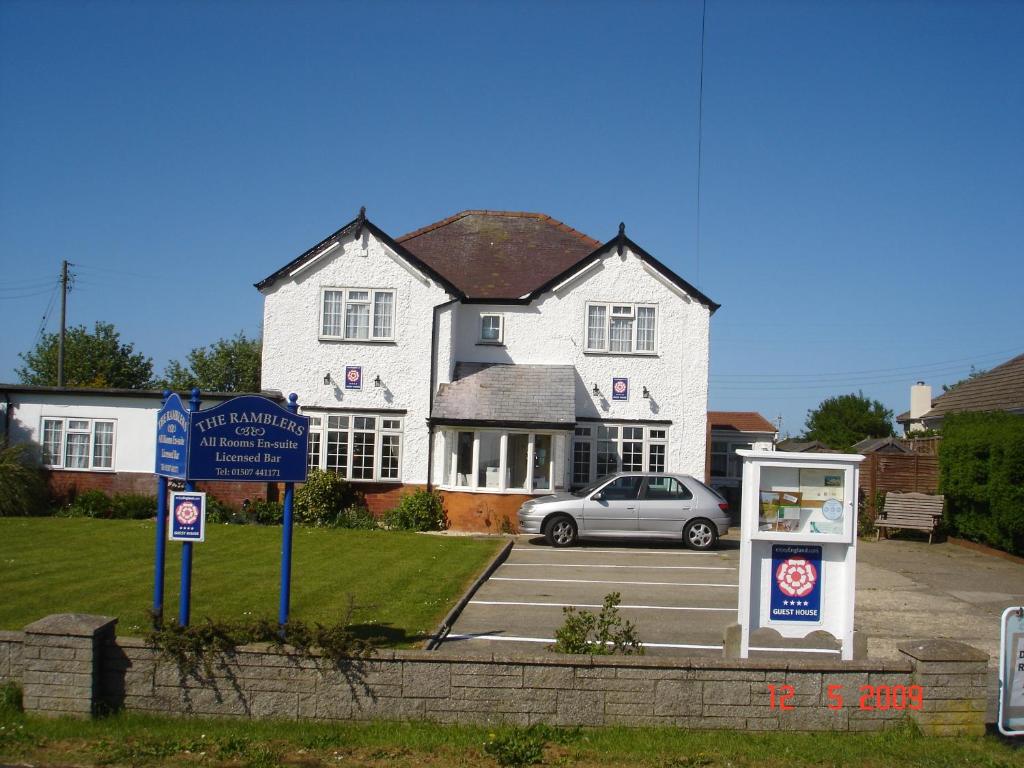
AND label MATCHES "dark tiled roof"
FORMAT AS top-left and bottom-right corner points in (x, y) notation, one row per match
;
(775, 439), (833, 453)
(398, 211), (600, 301)
(431, 363), (577, 426)
(708, 411), (777, 433)
(922, 353), (1024, 420)
(851, 436), (911, 454)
